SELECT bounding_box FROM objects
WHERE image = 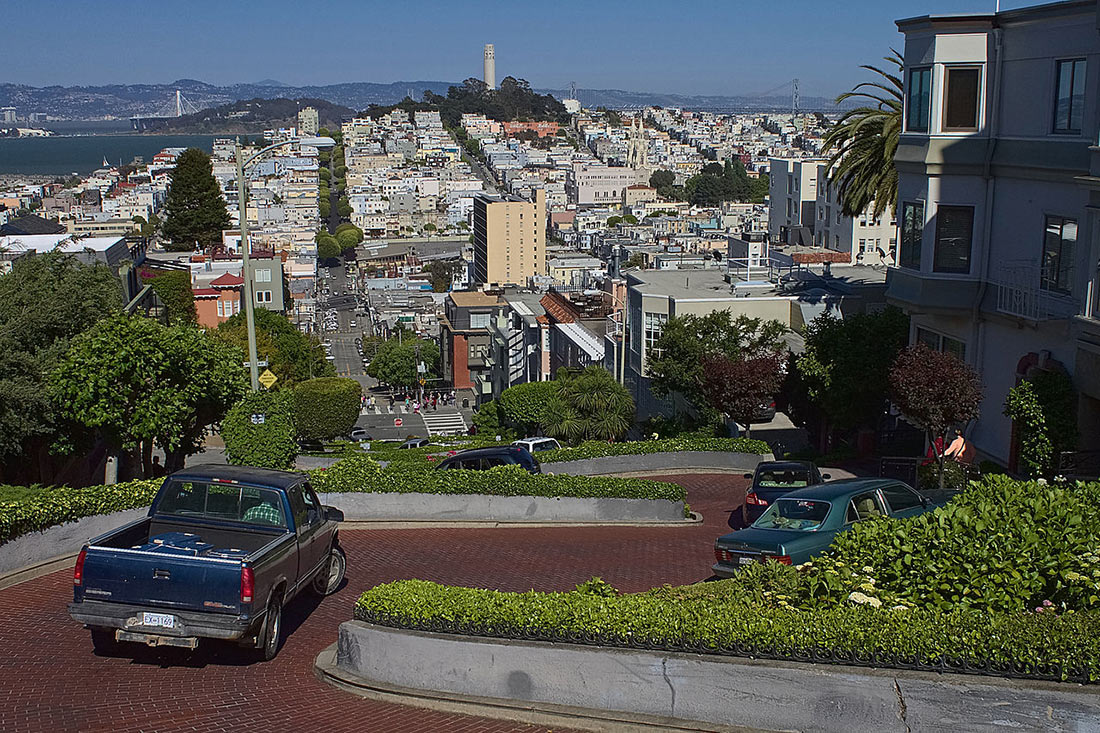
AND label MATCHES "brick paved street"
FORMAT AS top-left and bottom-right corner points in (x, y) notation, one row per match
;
(0, 474), (746, 733)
